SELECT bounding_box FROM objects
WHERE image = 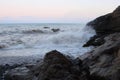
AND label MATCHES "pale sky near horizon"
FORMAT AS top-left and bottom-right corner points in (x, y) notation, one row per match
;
(0, 0), (120, 23)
